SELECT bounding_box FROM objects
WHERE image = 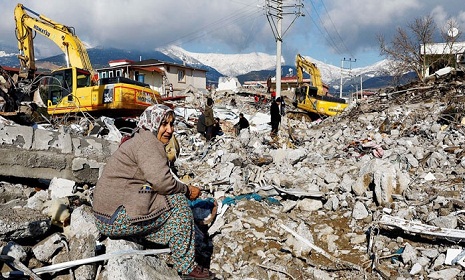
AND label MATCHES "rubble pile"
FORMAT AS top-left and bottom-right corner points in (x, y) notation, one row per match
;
(1, 71), (465, 279)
